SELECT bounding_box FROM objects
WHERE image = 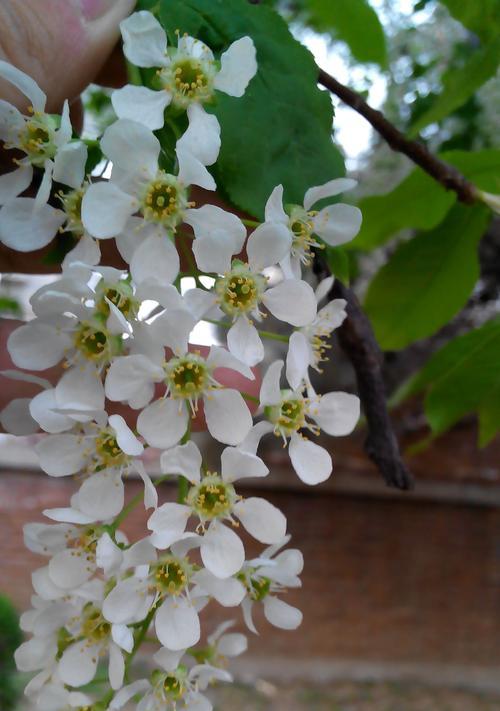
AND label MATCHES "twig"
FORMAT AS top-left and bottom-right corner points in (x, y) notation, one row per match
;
(330, 279), (414, 490)
(317, 69), (477, 204)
